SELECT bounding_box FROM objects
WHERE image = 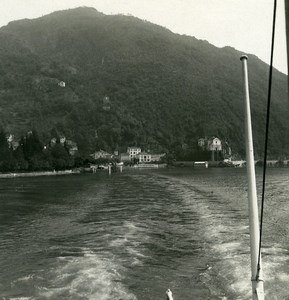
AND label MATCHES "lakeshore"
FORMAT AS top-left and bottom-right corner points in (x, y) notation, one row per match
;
(2, 158), (288, 179)
(0, 169), (81, 179)
(1, 168), (289, 299)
